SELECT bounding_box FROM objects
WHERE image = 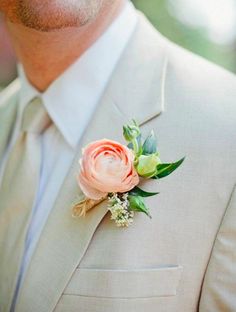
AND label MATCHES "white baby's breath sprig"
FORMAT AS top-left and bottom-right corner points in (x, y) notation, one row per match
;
(108, 193), (134, 227)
